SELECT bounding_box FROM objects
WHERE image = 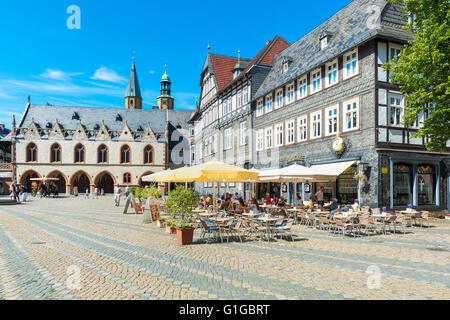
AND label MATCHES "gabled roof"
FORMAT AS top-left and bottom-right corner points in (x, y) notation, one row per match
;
(209, 54), (250, 91)
(220, 35), (291, 92)
(254, 0), (413, 100)
(125, 60), (142, 98)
